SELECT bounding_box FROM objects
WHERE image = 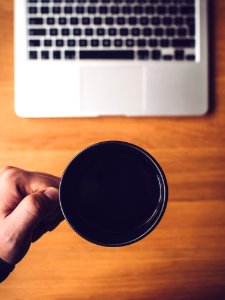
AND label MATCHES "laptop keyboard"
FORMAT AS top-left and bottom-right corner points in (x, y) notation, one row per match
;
(27, 0), (196, 61)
